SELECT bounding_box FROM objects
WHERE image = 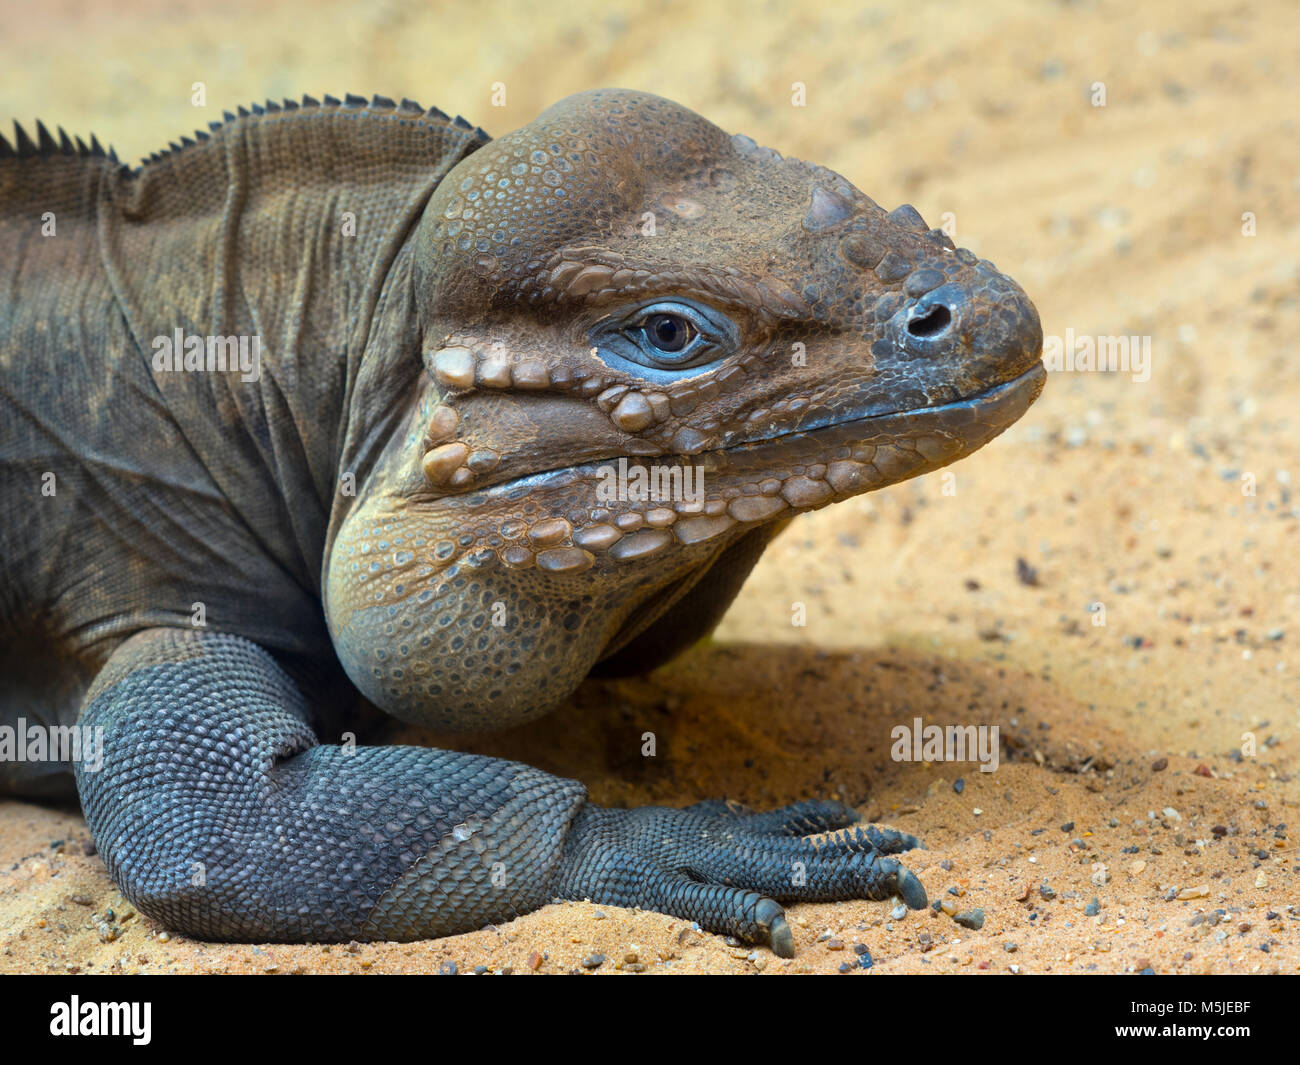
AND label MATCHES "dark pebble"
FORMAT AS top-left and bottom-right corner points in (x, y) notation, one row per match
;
(953, 778), (965, 794)
(1152, 758), (1169, 772)
(1015, 558), (1039, 586)
(439, 961), (457, 975)
(953, 908), (985, 930)
(1085, 898), (1100, 917)
(1061, 822), (1075, 832)
(581, 953), (605, 970)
